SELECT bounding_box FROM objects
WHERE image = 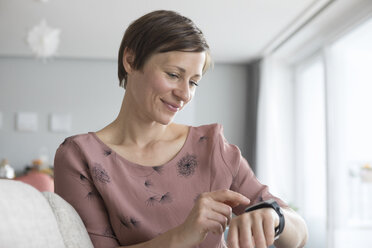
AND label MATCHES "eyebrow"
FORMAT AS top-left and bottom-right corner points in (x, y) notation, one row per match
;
(168, 65), (201, 78)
